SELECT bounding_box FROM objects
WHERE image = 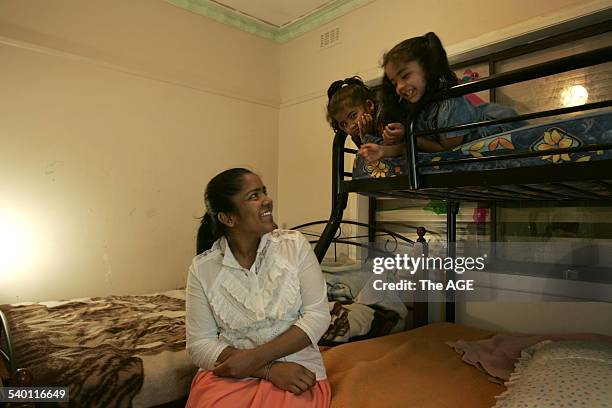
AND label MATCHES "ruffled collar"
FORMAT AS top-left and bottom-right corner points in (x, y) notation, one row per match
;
(218, 233), (271, 272)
